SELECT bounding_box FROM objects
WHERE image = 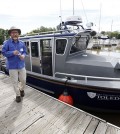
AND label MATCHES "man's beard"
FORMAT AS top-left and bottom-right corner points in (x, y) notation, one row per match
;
(13, 36), (18, 41)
